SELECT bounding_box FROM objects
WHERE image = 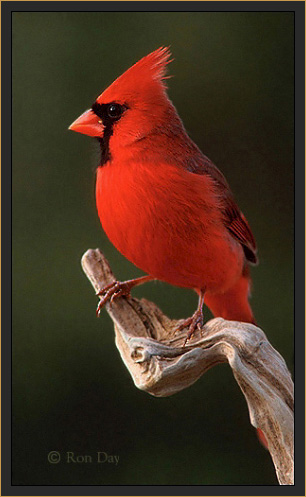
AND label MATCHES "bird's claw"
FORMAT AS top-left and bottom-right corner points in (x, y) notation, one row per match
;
(175, 309), (204, 346)
(96, 281), (131, 317)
